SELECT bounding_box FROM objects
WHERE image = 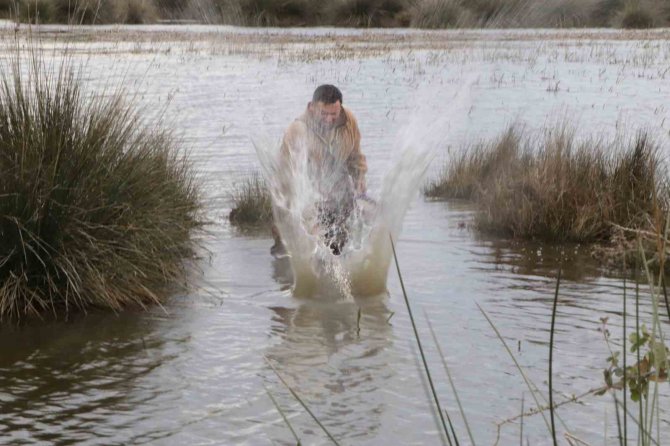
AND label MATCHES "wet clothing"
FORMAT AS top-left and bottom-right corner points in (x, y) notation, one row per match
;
(279, 105), (367, 194)
(273, 105), (366, 255)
